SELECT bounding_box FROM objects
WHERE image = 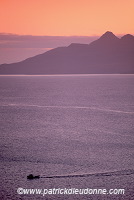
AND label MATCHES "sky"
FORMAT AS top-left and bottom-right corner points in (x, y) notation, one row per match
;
(0, 0), (134, 64)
